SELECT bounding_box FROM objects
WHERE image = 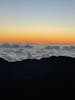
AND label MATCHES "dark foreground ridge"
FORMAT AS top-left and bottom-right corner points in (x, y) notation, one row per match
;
(0, 56), (75, 96)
